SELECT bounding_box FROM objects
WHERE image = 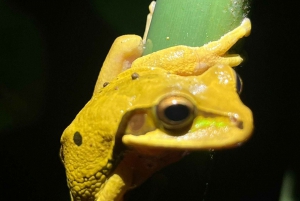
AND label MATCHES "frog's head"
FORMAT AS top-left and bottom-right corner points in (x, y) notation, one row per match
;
(116, 64), (253, 155)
